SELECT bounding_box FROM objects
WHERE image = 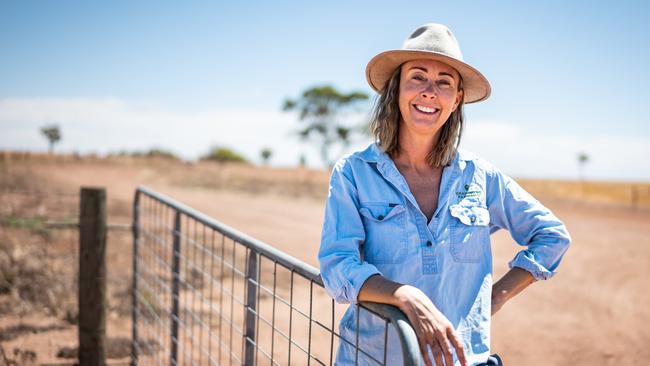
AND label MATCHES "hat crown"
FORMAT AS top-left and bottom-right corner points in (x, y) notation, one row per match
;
(402, 23), (464, 61)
